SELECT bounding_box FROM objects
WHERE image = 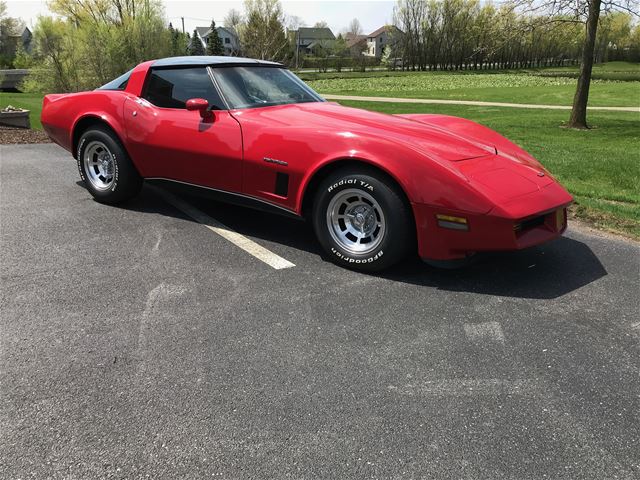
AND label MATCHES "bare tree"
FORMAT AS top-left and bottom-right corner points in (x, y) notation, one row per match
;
(223, 8), (243, 31)
(285, 15), (305, 31)
(347, 18), (363, 36)
(314, 20), (329, 28)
